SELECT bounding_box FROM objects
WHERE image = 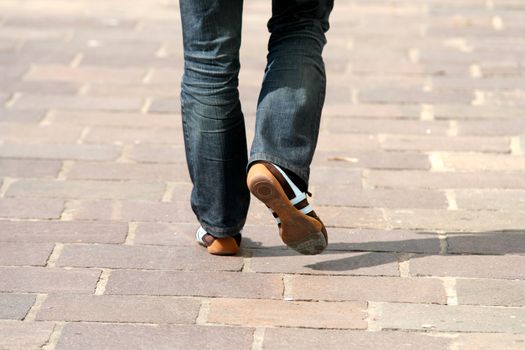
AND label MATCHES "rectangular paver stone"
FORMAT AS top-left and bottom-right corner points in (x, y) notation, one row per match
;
(208, 298), (367, 329)
(0, 321), (54, 350)
(0, 294), (35, 320)
(0, 243), (54, 266)
(456, 278), (525, 307)
(37, 294), (200, 324)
